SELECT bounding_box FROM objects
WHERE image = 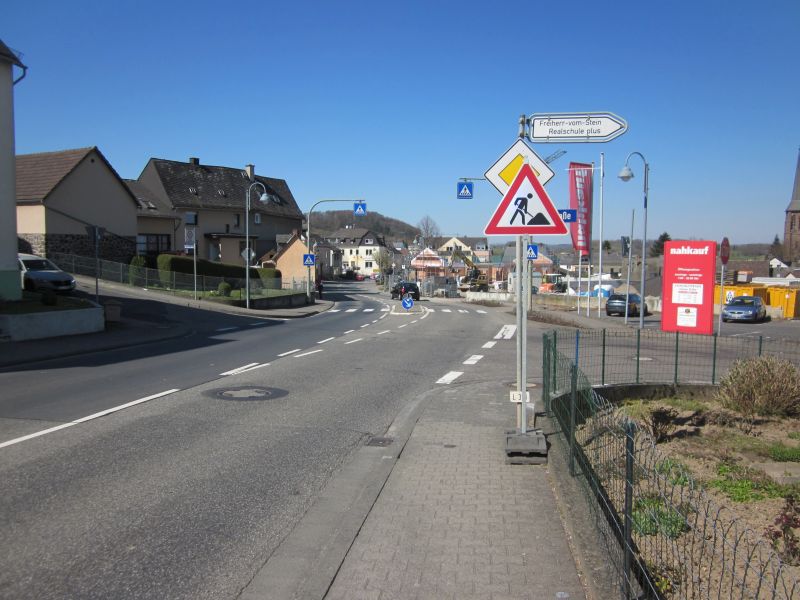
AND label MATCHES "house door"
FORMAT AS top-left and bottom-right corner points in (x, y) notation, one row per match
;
(209, 241), (221, 262)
